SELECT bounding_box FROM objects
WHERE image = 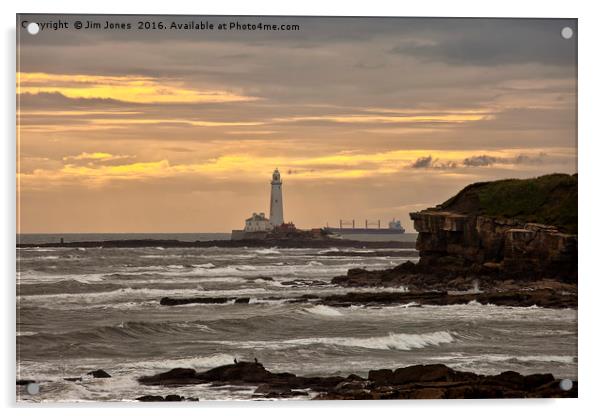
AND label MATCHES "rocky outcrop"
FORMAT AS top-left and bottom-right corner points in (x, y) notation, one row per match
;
(137, 394), (198, 402)
(333, 175), (577, 289)
(137, 361), (577, 399)
(87, 369), (111, 378)
(411, 210), (577, 281)
(316, 287), (576, 309)
(159, 283), (576, 309)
